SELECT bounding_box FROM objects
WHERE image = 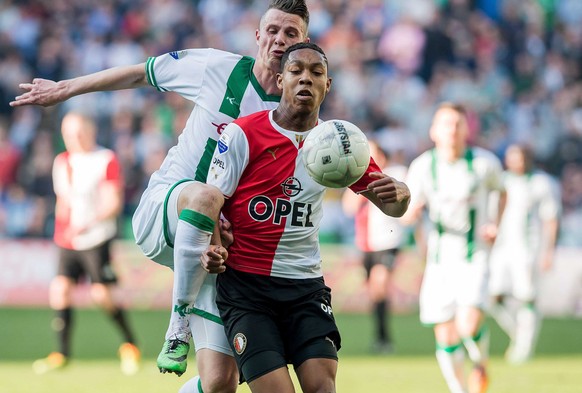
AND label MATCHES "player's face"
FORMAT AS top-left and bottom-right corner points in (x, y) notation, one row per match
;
(256, 9), (308, 72)
(505, 145), (527, 174)
(429, 107), (468, 153)
(61, 115), (96, 153)
(277, 48), (331, 113)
